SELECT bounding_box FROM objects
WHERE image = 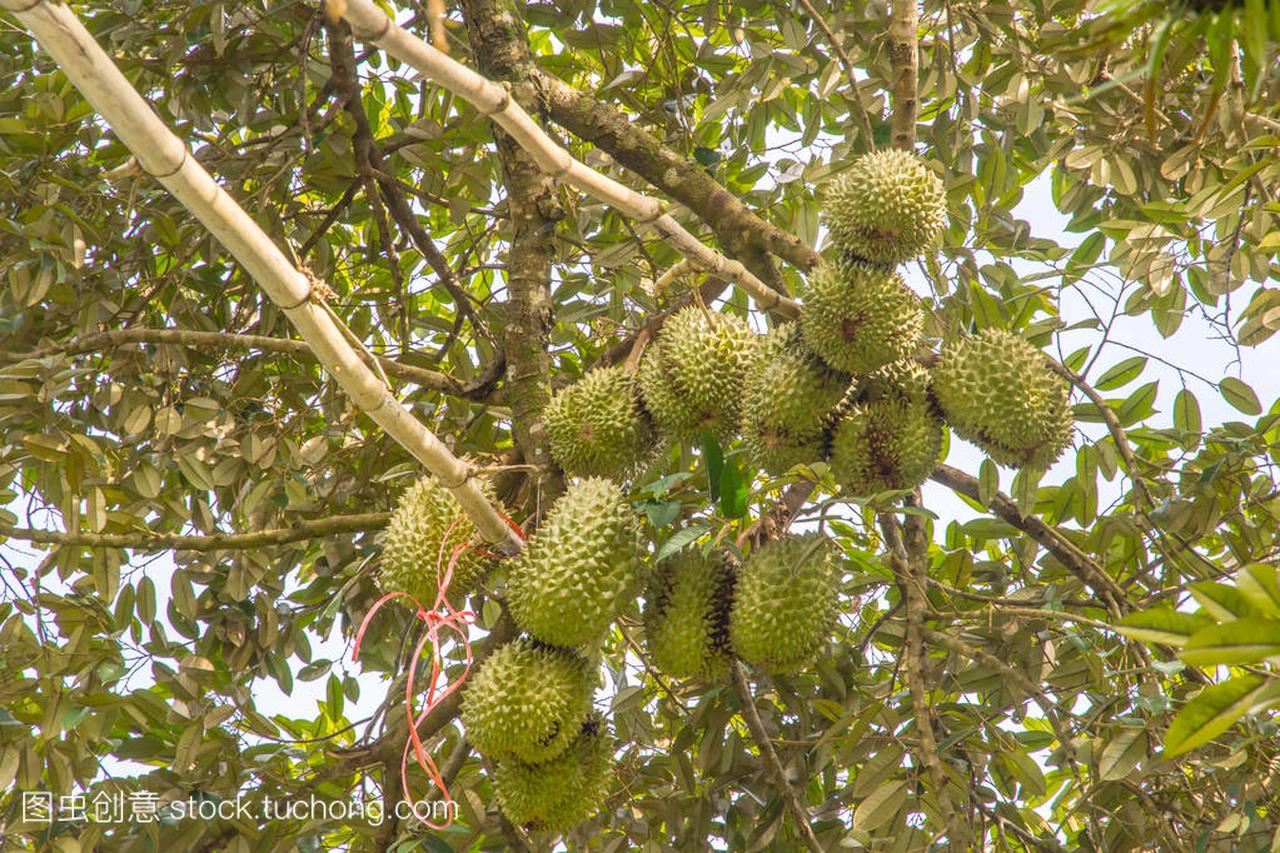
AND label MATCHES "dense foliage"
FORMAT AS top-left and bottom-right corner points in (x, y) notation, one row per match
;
(2, 0), (1280, 850)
